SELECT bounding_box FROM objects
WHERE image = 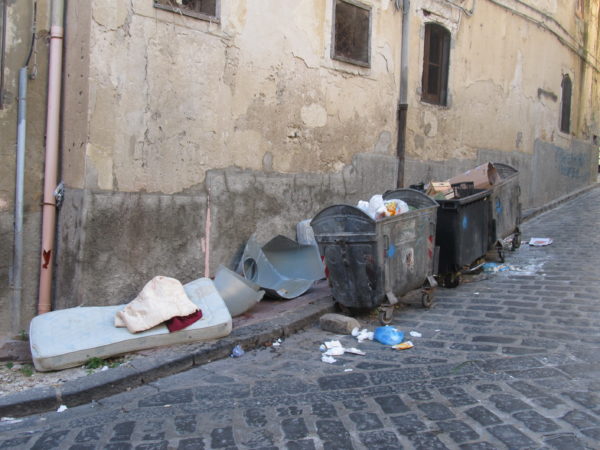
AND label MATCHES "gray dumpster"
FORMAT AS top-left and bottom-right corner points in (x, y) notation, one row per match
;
(311, 189), (439, 323)
(489, 162), (521, 260)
